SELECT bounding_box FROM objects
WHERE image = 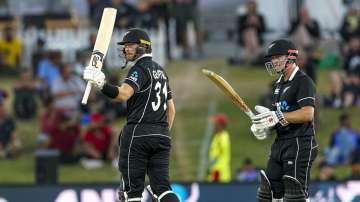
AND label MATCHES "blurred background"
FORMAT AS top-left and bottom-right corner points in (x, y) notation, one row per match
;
(0, 0), (359, 201)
